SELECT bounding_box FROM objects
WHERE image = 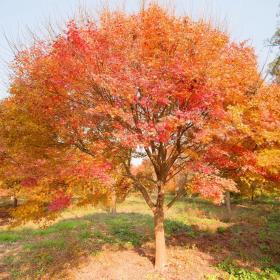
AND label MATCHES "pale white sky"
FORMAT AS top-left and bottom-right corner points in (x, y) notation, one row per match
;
(0, 0), (279, 98)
